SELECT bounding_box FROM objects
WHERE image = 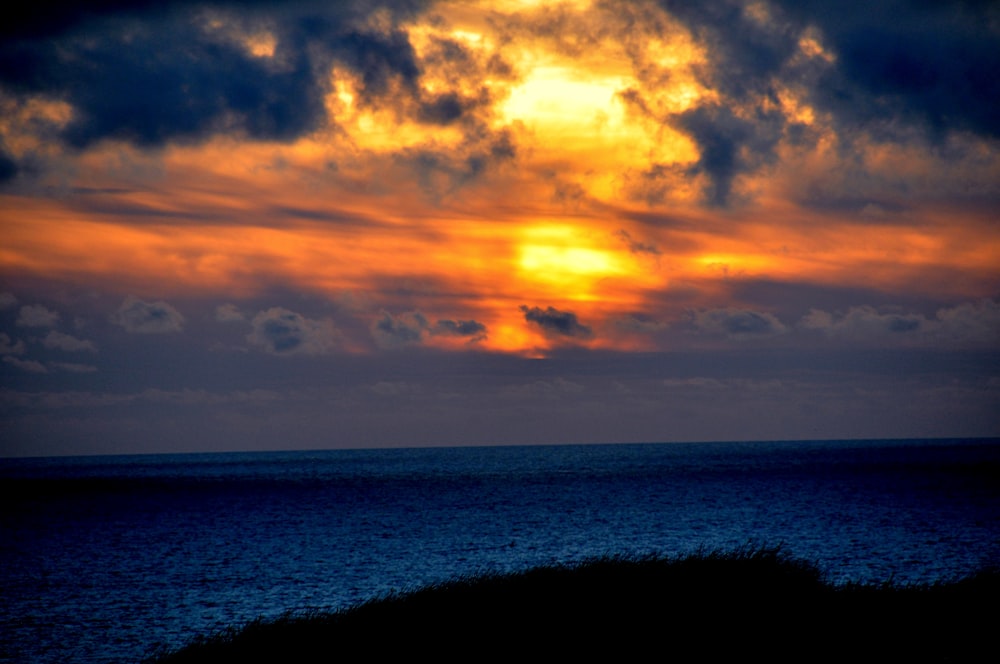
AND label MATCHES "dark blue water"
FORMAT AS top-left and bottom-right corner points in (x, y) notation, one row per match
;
(2, 439), (999, 663)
